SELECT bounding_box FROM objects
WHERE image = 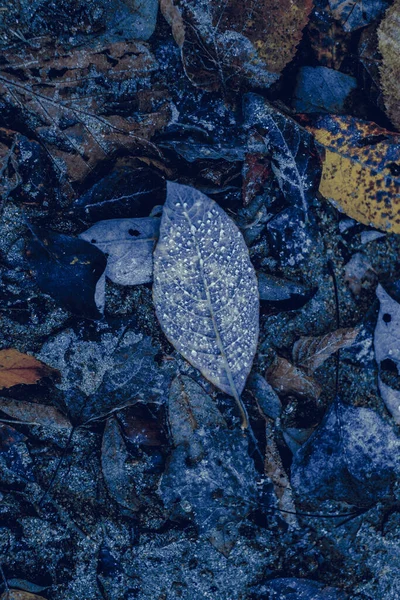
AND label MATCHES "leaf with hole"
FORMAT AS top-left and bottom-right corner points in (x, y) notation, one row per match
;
(374, 284), (400, 424)
(80, 216), (160, 286)
(153, 181), (259, 427)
